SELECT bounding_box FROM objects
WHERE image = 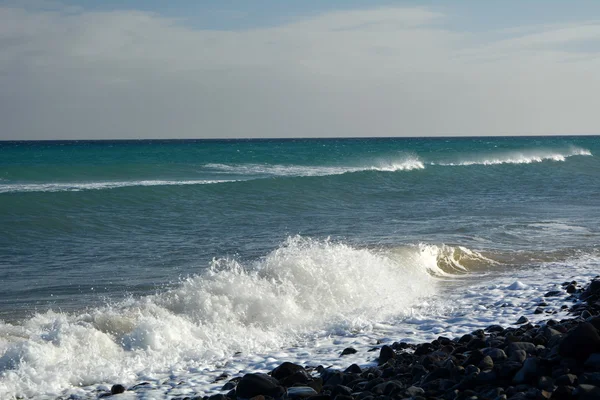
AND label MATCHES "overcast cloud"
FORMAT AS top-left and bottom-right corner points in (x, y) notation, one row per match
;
(1, 3), (599, 140)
